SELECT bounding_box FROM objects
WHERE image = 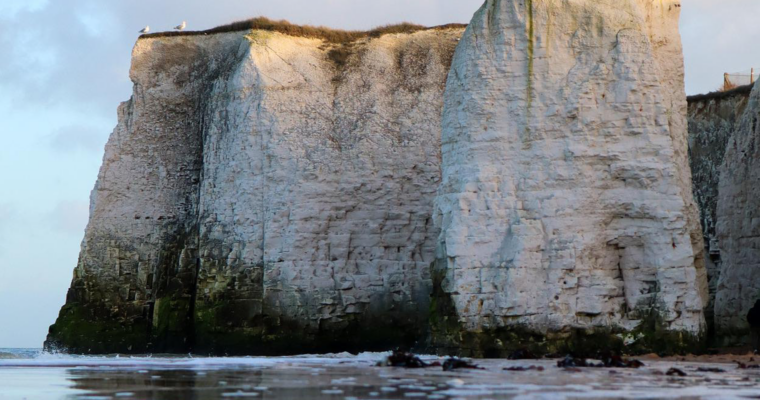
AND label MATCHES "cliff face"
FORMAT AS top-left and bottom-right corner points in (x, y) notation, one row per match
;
(687, 87), (752, 337)
(47, 3), (716, 357)
(432, 0), (707, 356)
(714, 82), (760, 342)
(46, 27), (464, 354)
